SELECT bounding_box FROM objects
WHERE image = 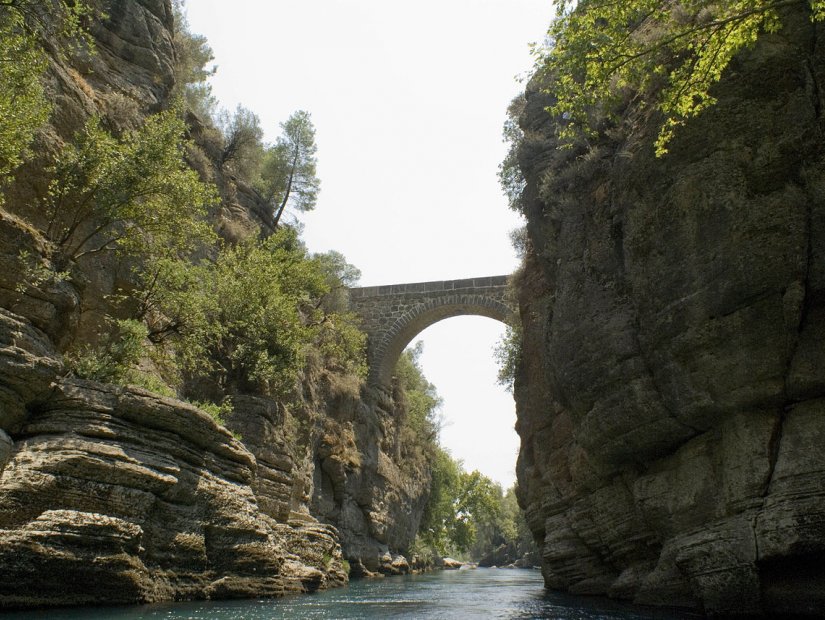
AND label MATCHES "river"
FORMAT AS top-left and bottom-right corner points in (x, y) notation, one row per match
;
(2, 568), (700, 619)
